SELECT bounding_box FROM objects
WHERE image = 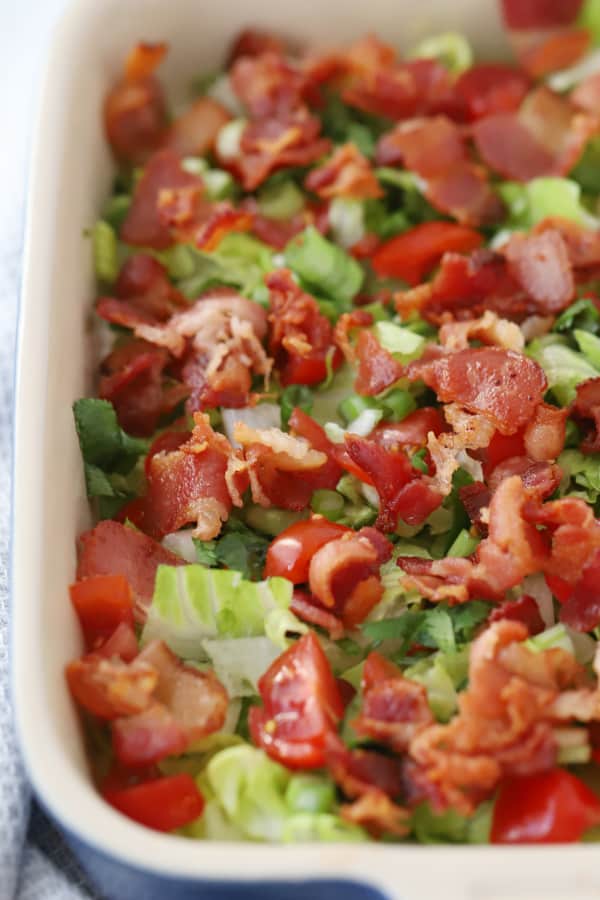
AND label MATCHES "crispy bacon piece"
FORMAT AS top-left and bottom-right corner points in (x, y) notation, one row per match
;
(409, 347), (547, 435)
(373, 408), (445, 452)
(352, 653), (434, 752)
(501, 0), (583, 29)
(77, 521), (185, 621)
(192, 203), (253, 252)
(523, 403), (568, 461)
(459, 482), (491, 535)
(305, 143), (382, 200)
(104, 43), (168, 164)
(343, 58), (456, 121)
(308, 527), (391, 626)
(223, 112), (331, 192)
(230, 52), (307, 118)
(266, 269), (340, 386)
(503, 229), (575, 314)
(288, 407), (344, 490)
(455, 64), (531, 121)
(66, 655), (158, 720)
(376, 116), (467, 176)
(228, 28), (286, 64)
(135, 289), (270, 412)
(489, 594), (545, 635)
(355, 331), (404, 396)
(166, 97), (231, 157)
(121, 150), (203, 249)
(97, 254), (188, 332)
(344, 434), (442, 531)
(535, 219), (600, 277)
(143, 412), (246, 540)
(99, 338), (188, 437)
(520, 28), (590, 78)
(487, 457), (562, 498)
(341, 791), (410, 838)
(291, 590), (345, 640)
(439, 310), (524, 353)
(325, 732), (404, 808)
(561, 549), (600, 634)
(472, 86), (598, 182)
(572, 71), (600, 114)
(138, 640), (228, 741)
(333, 310), (373, 363)
(426, 164), (505, 227)
(406, 620), (585, 814)
(111, 702), (188, 767)
(571, 377), (600, 453)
